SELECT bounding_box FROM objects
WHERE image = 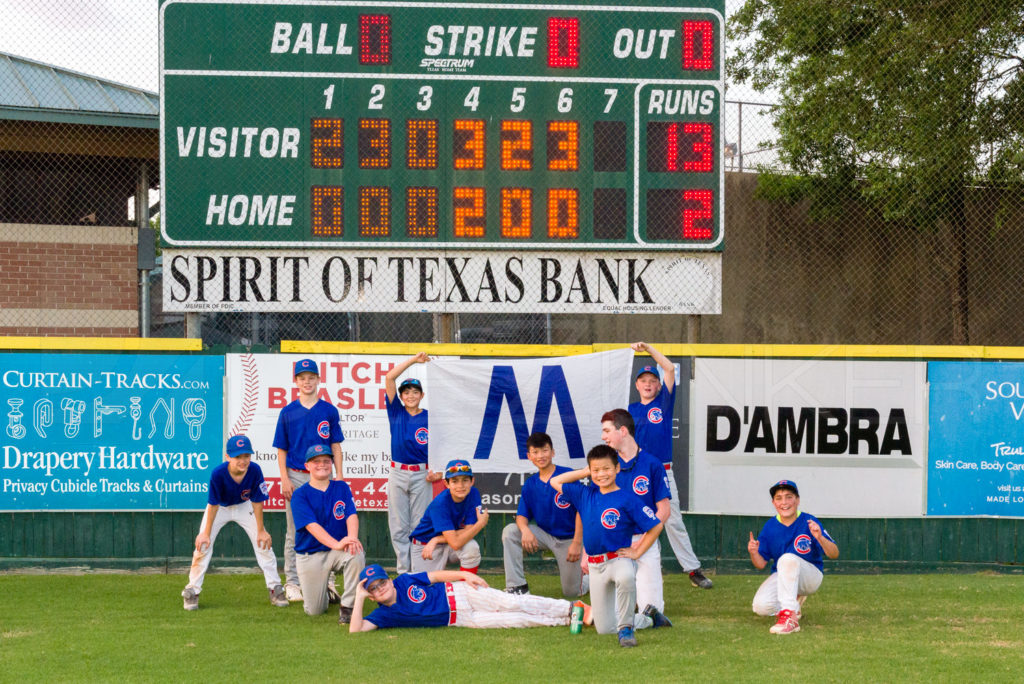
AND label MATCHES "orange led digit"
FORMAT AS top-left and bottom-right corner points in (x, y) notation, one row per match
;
(407, 119), (439, 169)
(453, 119), (485, 170)
(501, 188), (532, 238)
(453, 187), (486, 237)
(406, 187), (438, 238)
(358, 118), (391, 169)
(310, 118), (343, 169)
(358, 186), (390, 237)
(500, 120), (533, 171)
(547, 120), (579, 171)
(311, 186), (344, 237)
(547, 188), (579, 239)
